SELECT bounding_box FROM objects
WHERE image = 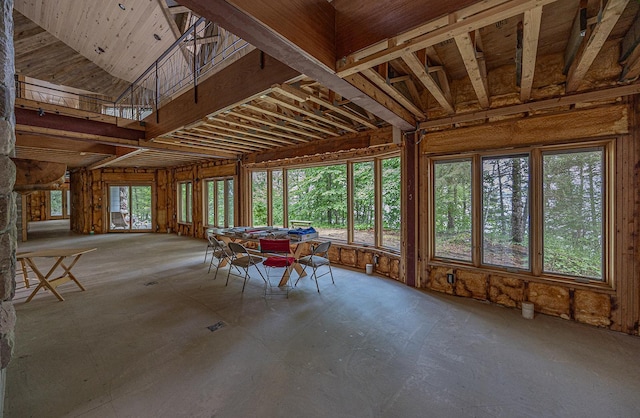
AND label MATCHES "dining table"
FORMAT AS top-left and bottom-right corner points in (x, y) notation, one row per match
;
(210, 228), (313, 287)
